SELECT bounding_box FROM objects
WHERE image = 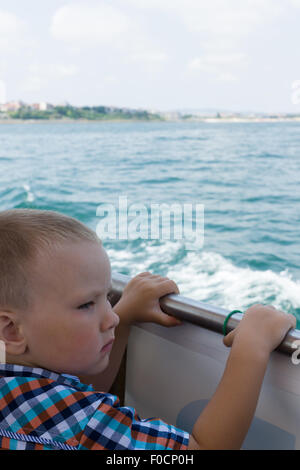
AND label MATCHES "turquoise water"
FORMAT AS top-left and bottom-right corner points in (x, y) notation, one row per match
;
(1, 121), (300, 326)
